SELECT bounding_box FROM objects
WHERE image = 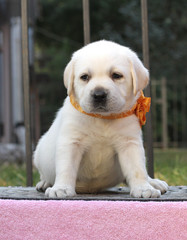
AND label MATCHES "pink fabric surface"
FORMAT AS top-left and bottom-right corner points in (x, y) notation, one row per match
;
(0, 200), (186, 240)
